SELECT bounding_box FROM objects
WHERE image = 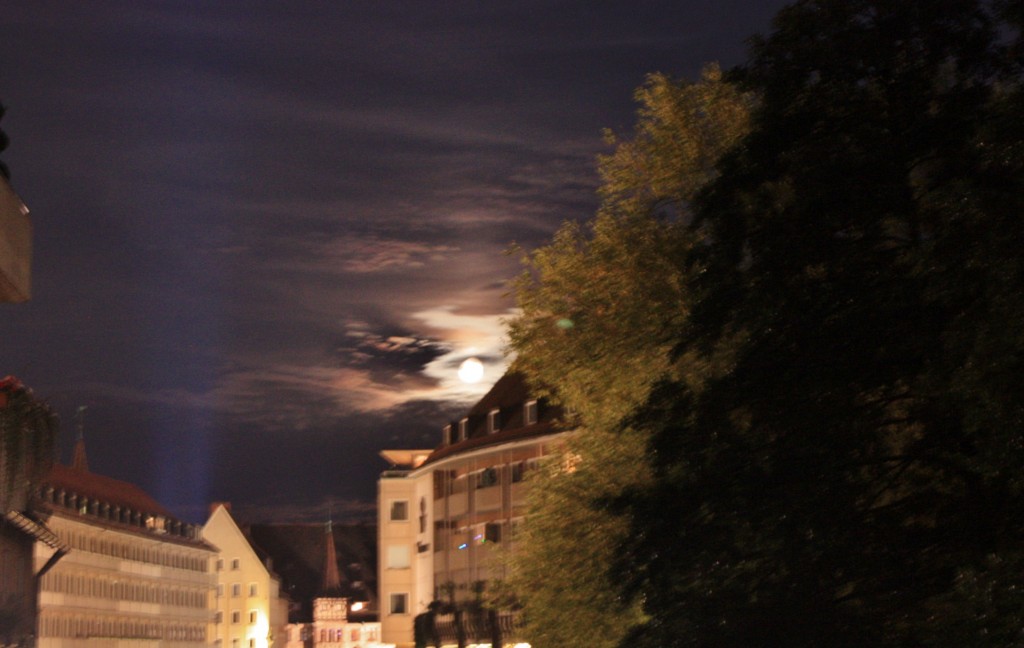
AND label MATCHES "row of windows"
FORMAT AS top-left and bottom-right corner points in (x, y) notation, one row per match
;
(41, 570), (207, 608)
(58, 528), (209, 572)
(441, 400), (539, 445)
(39, 486), (201, 541)
(286, 625), (380, 643)
(215, 557), (242, 570)
(39, 614), (205, 641)
(213, 610), (259, 624)
(431, 459), (539, 499)
(216, 582), (259, 597)
(434, 521), (506, 553)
